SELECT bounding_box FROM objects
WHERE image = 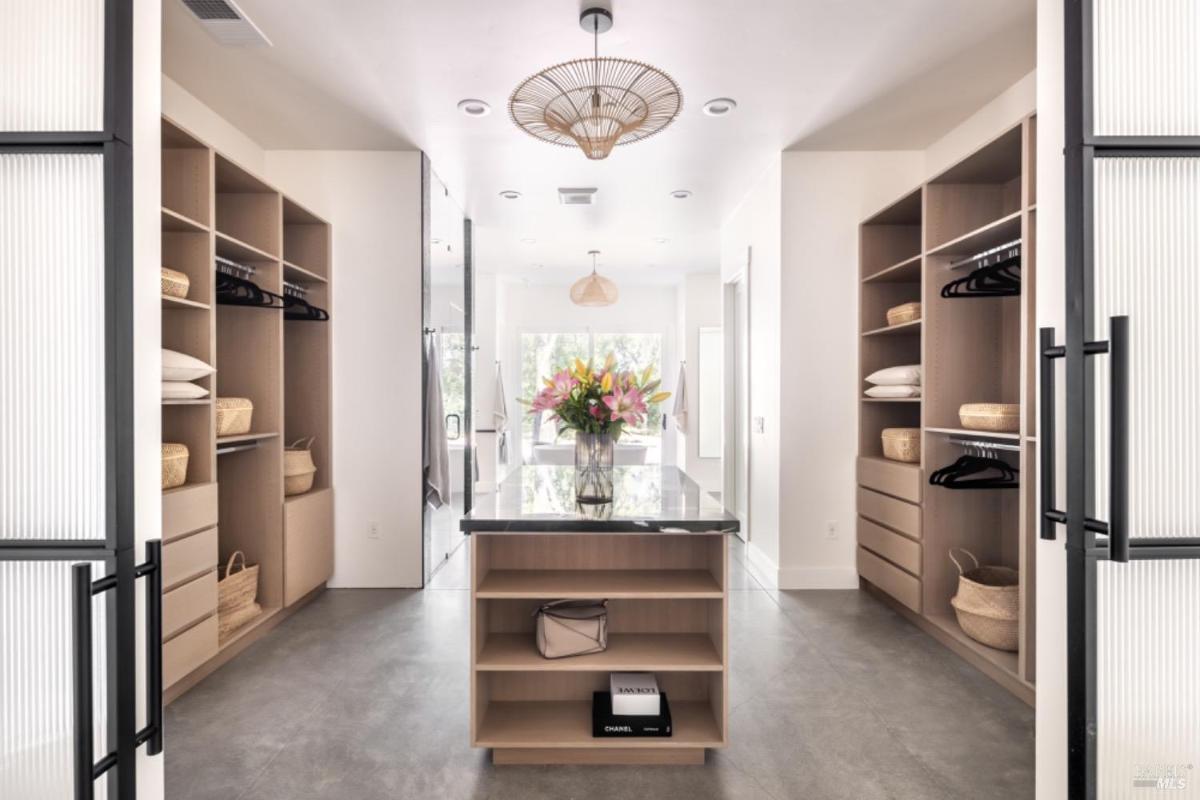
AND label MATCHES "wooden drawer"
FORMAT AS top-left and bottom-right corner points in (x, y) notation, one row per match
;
(857, 456), (922, 504)
(162, 482), (218, 542)
(164, 613), (217, 687)
(857, 546), (921, 613)
(163, 571), (217, 639)
(283, 488), (333, 606)
(162, 526), (217, 590)
(857, 517), (921, 576)
(857, 487), (921, 540)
